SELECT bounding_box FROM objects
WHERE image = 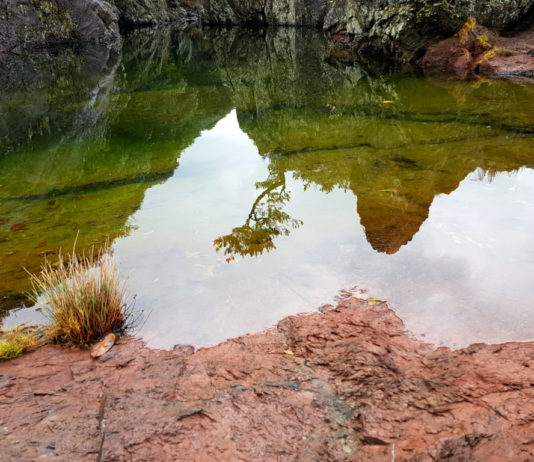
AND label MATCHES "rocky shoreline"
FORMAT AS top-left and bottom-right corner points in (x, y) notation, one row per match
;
(421, 20), (534, 80)
(1, 297), (534, 461)
(2, 0), (534, 63)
